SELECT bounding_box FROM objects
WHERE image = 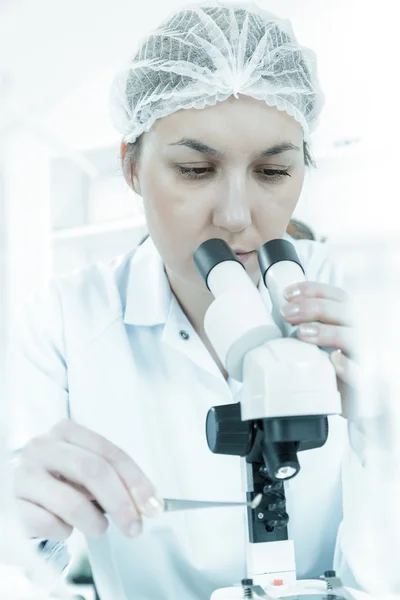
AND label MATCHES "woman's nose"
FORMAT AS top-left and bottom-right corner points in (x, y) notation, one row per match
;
(212, 180), (252, 233)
